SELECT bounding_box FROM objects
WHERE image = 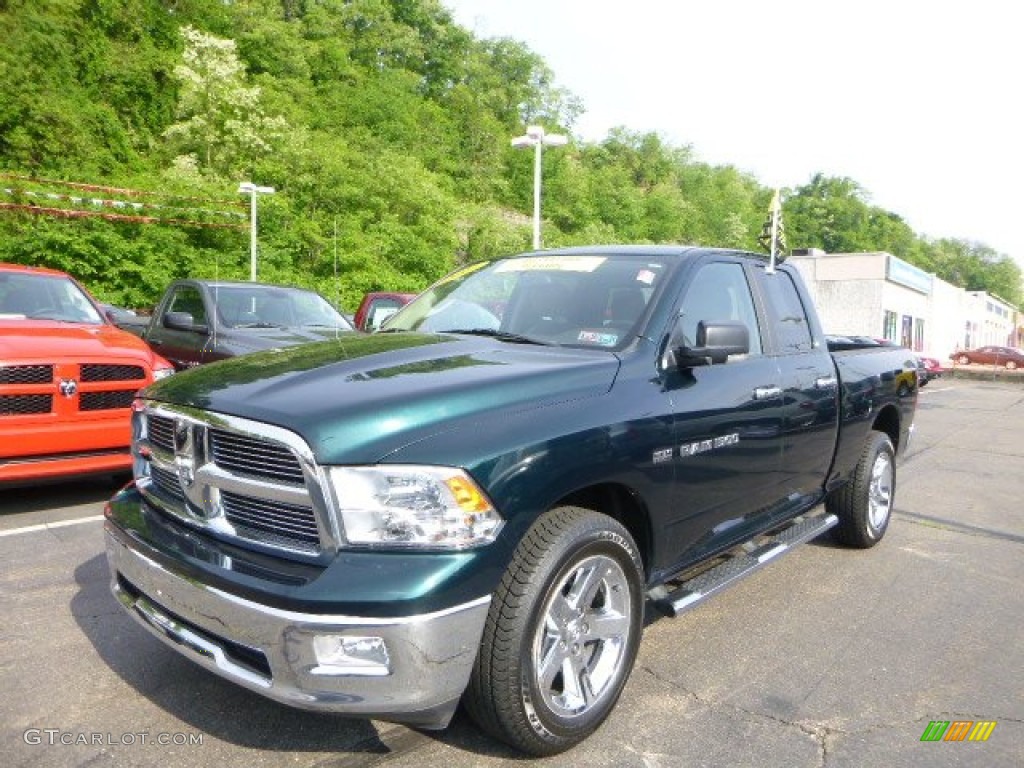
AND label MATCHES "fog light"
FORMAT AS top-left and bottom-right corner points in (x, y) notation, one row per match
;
(311, 635), (390, 676)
